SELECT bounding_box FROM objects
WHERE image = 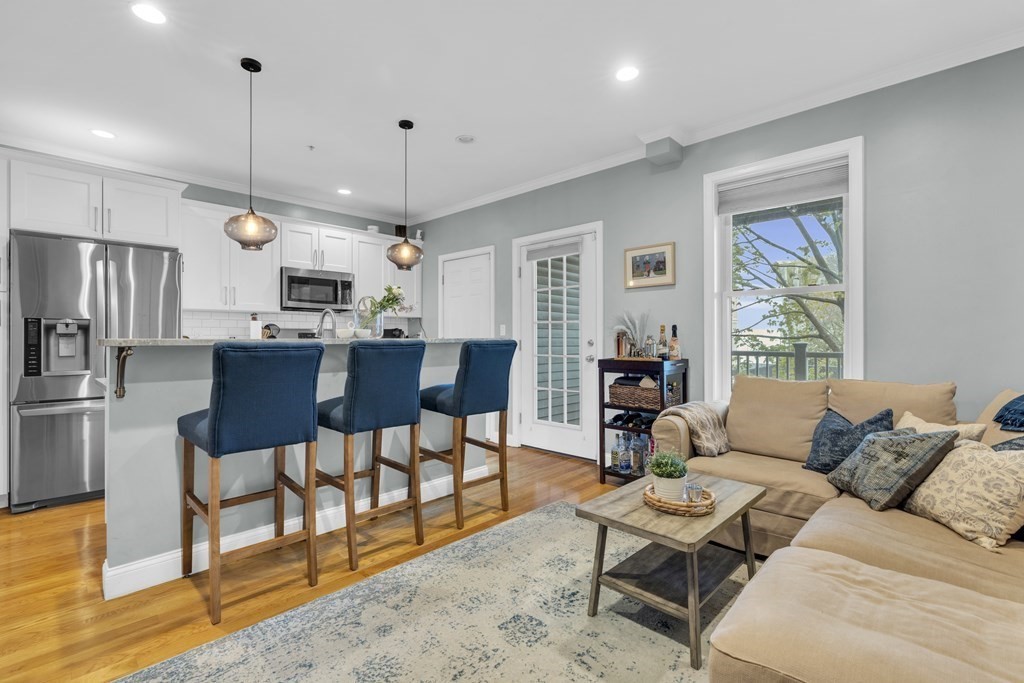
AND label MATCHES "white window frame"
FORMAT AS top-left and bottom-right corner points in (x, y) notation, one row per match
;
(703, 137), (865, 401)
